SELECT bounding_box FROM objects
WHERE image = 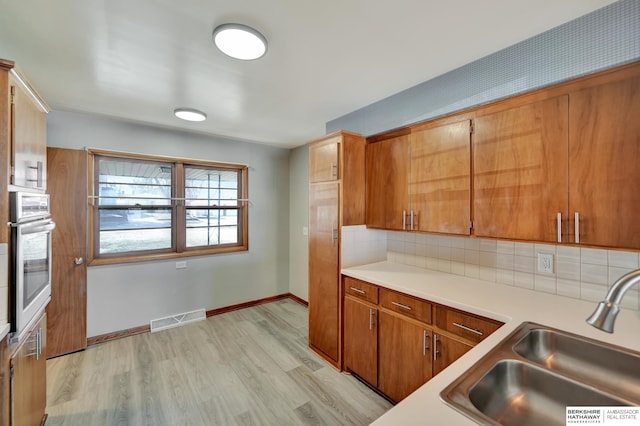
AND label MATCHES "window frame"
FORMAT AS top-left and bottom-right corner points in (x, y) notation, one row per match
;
(88, 149), (248, 266)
